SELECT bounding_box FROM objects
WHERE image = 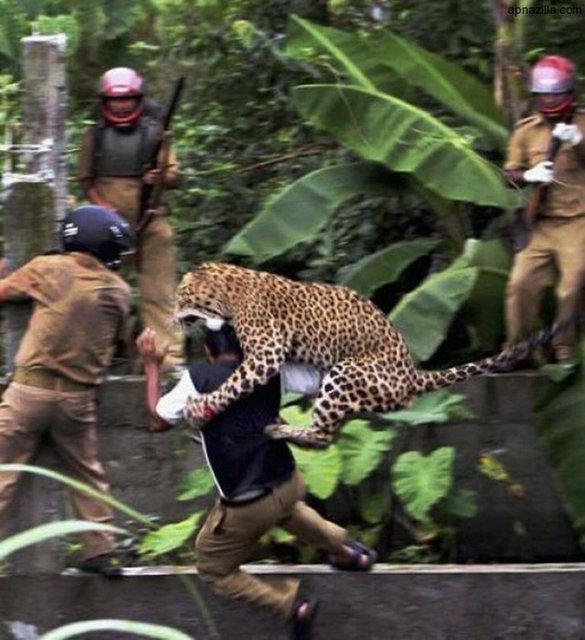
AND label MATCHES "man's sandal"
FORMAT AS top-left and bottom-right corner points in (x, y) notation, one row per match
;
(328, 540), (377, 572)
(290, 597), (320, 640)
